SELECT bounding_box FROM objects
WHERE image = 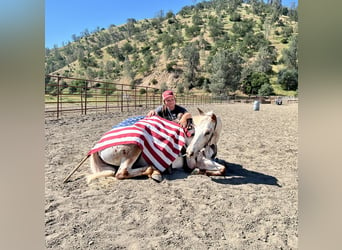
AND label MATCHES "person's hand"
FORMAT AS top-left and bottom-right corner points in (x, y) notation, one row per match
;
(179, 120), (187, 128)
(177, 113), (188, 128)
(147, 110), (156, 117)
(178, 112), (192, 128)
